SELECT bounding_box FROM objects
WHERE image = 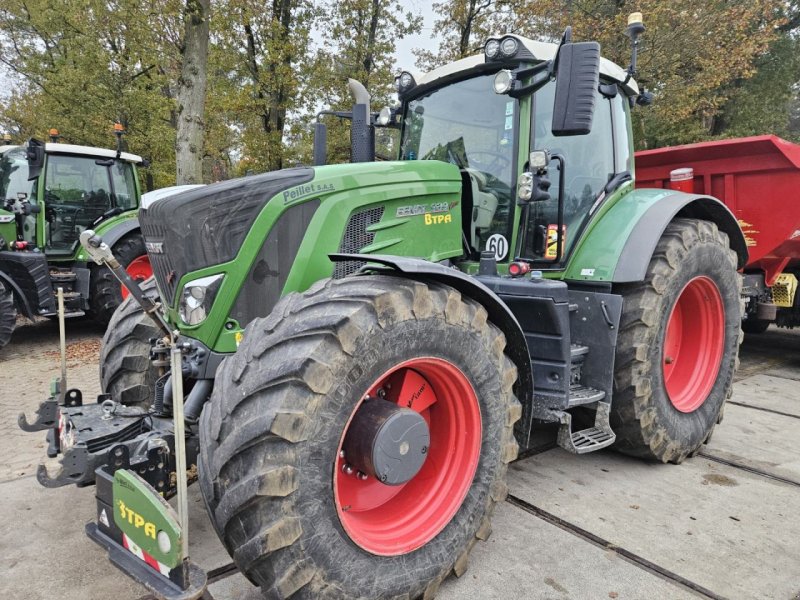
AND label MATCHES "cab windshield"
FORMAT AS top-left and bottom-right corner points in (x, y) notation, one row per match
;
(400, 73), (516, 258)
